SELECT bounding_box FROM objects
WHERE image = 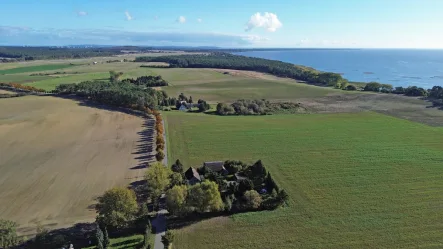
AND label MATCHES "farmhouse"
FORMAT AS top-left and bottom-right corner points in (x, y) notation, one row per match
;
(203, 161), (228, 175)
(184, 167), (202, 185)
